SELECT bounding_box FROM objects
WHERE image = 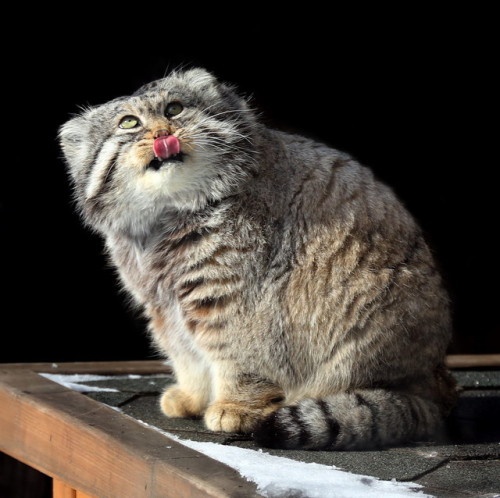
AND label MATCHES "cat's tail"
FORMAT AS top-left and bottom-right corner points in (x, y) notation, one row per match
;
(253, 386), (455, 450)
